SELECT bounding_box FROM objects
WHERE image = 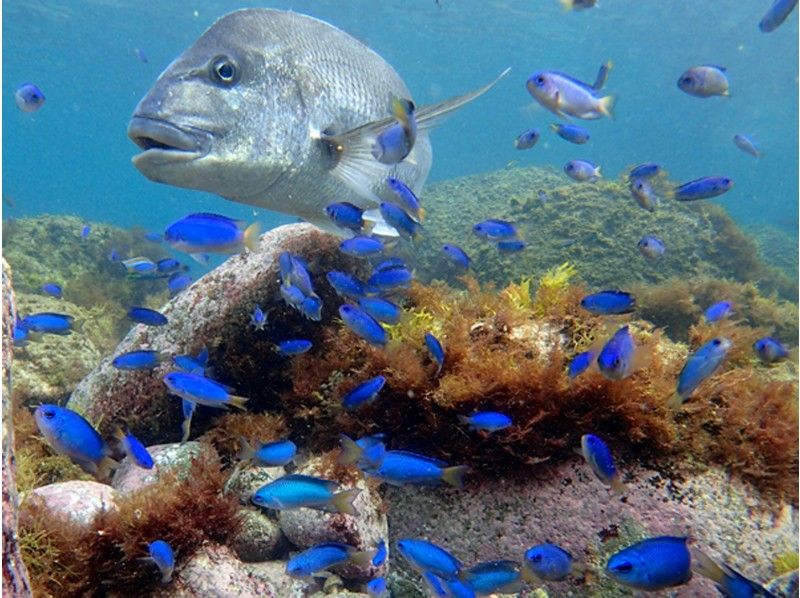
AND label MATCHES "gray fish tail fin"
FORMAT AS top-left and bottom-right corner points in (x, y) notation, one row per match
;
(338, 433), (364, 465)
(97, 455), (119, 481)
(690, 547), (727, 584)
(442, 465), (469, 489)
(331, 488), (361, 515)
(228, 394), (249, 410)
(349, 547), (378, 567)
(238, 436), (255, 462)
